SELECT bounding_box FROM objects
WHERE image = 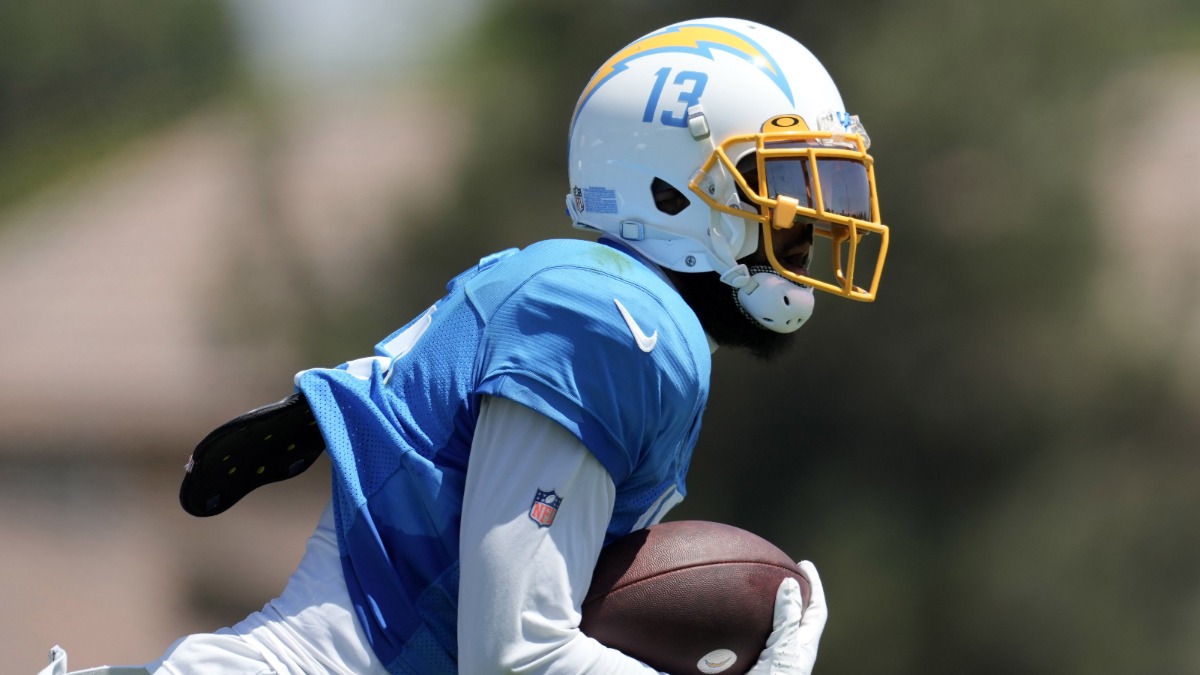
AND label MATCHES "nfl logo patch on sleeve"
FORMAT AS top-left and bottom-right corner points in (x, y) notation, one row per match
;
(529, 489), (563, 528)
